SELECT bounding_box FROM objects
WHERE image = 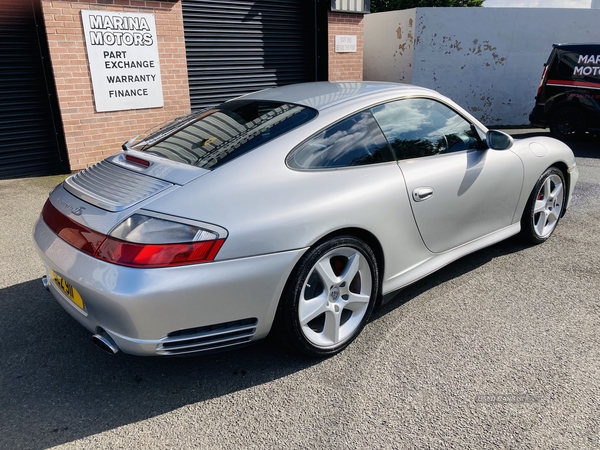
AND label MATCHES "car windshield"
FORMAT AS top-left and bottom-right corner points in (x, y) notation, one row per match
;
(130, 100), (317, 170)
